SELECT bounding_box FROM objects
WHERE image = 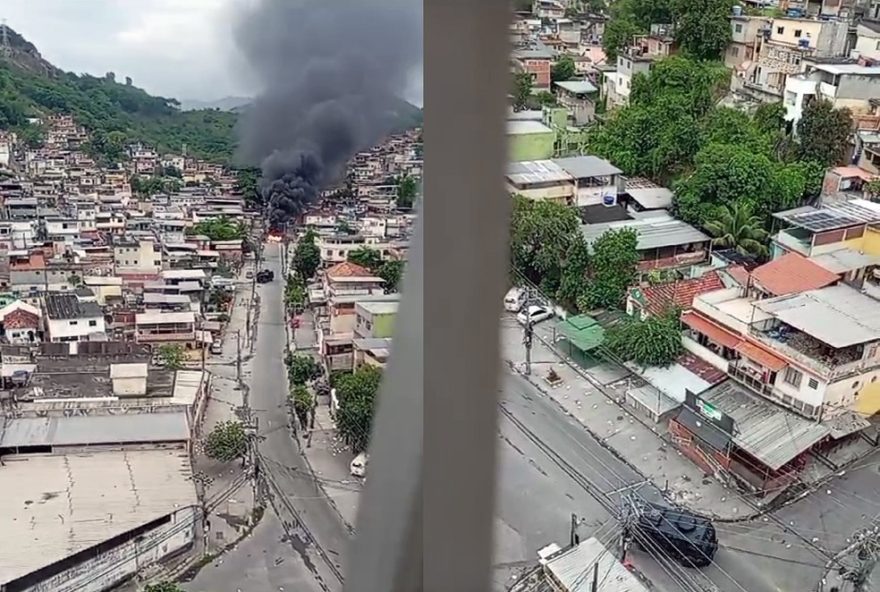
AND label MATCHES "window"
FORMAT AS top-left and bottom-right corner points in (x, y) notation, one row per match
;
(803, 403), (817, 417)
(783, 367), (802, 388)
(69, 320), (78, 326)
(876, 40), (880, 51)
(735, 24), (742, 33)
(730, 46), (740, 57)
(89, 320), (97, 327)
(794, 29), (802, 37)
(808, 378), (818, 389)
(776, 26), (784, 34)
